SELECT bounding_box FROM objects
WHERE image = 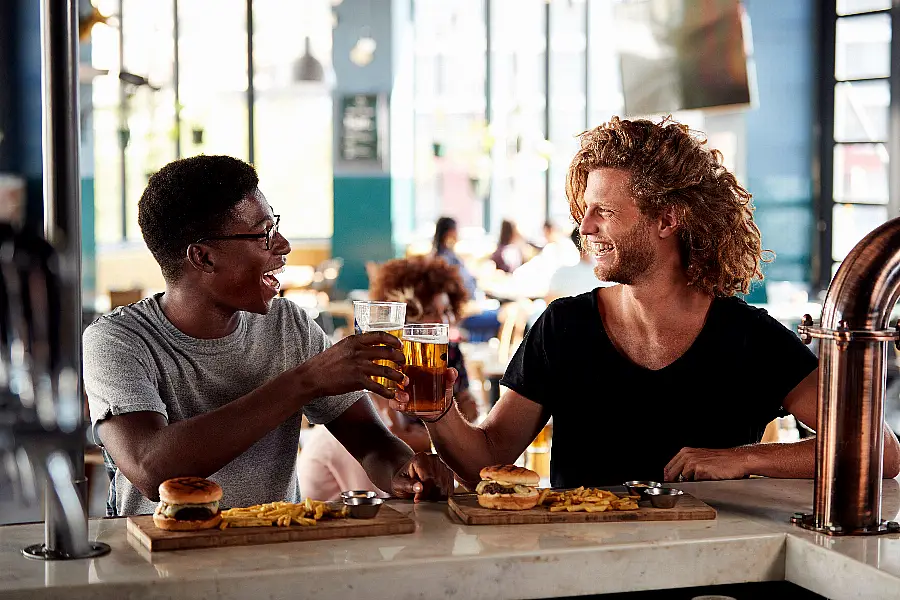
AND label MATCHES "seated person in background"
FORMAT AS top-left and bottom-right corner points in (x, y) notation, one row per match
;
(85, 155), (452, 516)
(298, 256), (477, 500)
(545, 228), (614, 303)
(491, 219), (526, 273)
(433, 216), (477, 298)
(401, 116), (900, 488)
